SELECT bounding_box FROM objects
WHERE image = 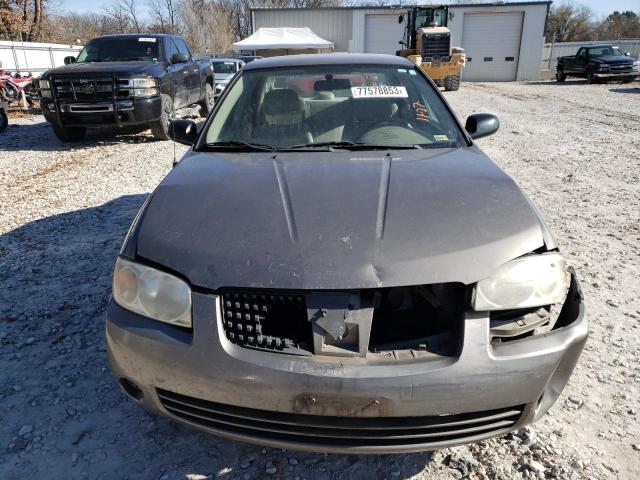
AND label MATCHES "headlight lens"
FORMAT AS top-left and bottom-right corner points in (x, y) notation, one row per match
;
(633, 61), (639, 69)
(130, 77), (159, 97)
(112, 257), (192, 327)
(472, 252), (569, 311)
(38, 79), (52, 98)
